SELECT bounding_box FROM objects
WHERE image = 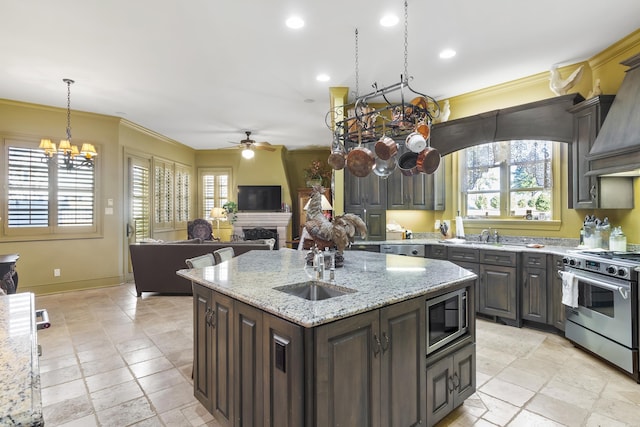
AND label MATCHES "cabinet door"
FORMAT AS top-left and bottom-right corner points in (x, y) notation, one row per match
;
(455, 262), (480, 315)
(380, 298), (426, 427)
(549, 255), (566, 331)
(568, 96), (614, 209)
(344, 171), (366, 211)
(426, 354), (454, 427)
(452, 343), (476, 406)
(387, 170), (410, 209)
(211, 292), (235, 426)
(234, 302), (263, 427)
(262, 313), (304, 427)
(193, 284), (213, 411)
(522, 267), (547, 323)
(479, 265), (517, 320)
(316, 310), (381, 427)
(426, 343), (476, 427)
